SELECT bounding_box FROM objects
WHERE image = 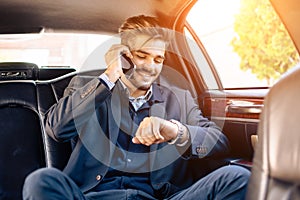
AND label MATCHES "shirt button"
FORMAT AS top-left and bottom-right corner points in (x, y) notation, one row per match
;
(96, 175), (101, 181)
(127, 158), (131, 162)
